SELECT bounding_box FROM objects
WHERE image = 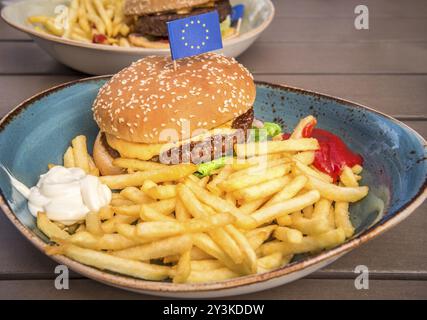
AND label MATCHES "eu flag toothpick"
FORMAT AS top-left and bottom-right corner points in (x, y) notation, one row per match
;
(167, 10), (223, 61)
(231, 4), (245, 23)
